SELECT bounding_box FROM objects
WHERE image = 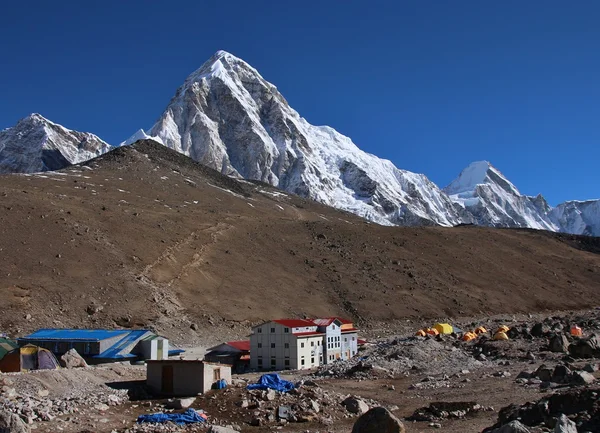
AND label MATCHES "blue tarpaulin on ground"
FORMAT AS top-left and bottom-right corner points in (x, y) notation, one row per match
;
(246, 373), (295, 392)
(137, 409), (206, 425)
